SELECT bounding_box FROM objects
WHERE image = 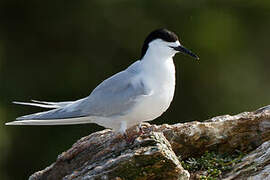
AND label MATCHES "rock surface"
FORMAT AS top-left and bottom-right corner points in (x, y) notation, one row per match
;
(29, 131), (189, 180)
(29, 105), (270, 180)
(223, 139), (270, 180)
